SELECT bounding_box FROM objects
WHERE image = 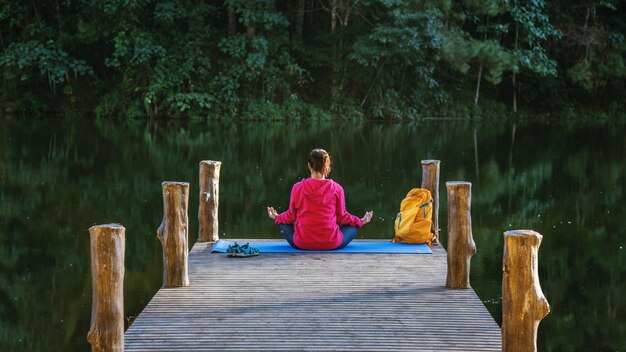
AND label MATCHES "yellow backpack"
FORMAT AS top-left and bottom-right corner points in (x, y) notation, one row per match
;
(392, 188), (436, 246)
